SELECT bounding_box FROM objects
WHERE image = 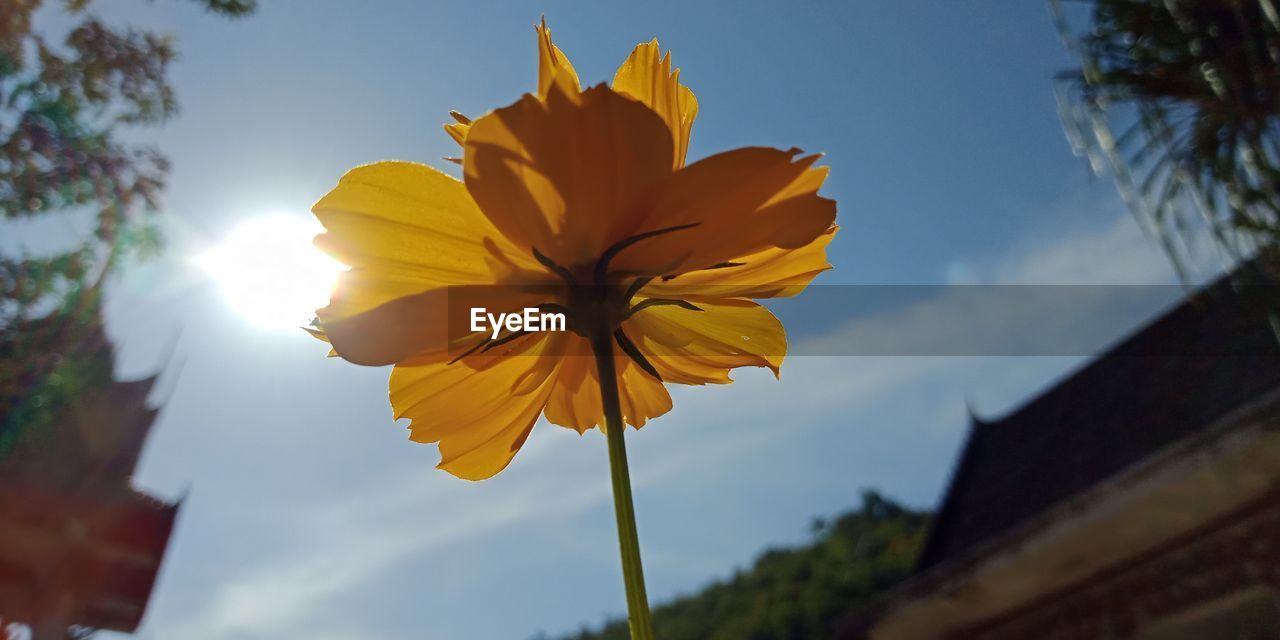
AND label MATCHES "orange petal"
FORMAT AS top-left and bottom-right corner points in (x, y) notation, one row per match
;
(543, 335), (672, 432)
(313, 161), (554, 366)
(612, 39), (698, 167)
(650, 226), (837, 300)
(611, 148), (836, 277)
(444, 111), (472, 147)
(391, 333), (563, 480)
(626, 298), (787, 385)
(615, 354), (672, 428)
(464, 84), (675, 269)
(542, 336), (601, 433)
(536, 17), (581, 99)
(444, 121), (470, 147)
(442, 16), (578, 151)
(313, 161), (537, 319)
